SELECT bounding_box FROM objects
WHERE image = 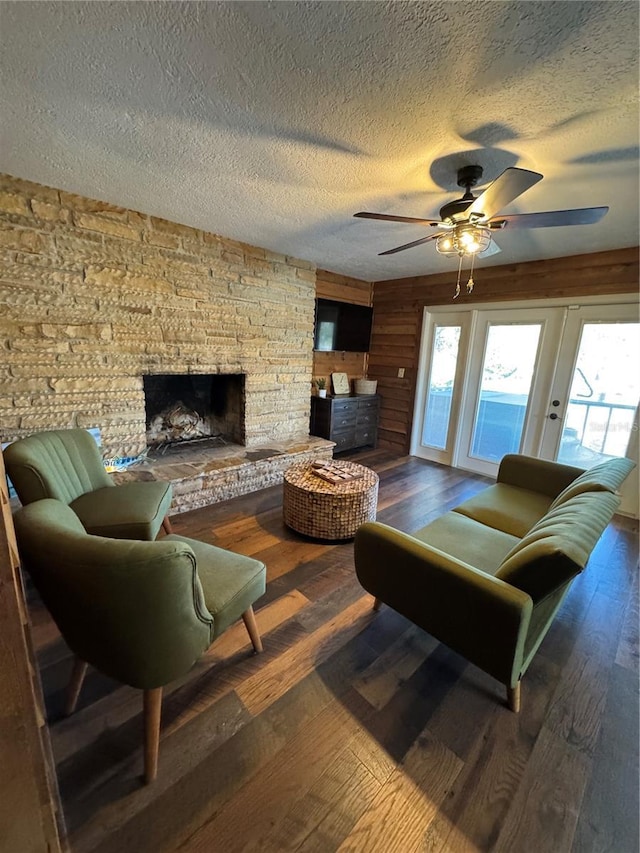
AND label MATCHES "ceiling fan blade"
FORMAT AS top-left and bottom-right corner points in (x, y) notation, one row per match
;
(355, 211), (443, 226)
(479, 239), (501, 257)
(378, 233), (442, 255)
(466, 167), (543, 221)
(488, 207), (609, 230)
